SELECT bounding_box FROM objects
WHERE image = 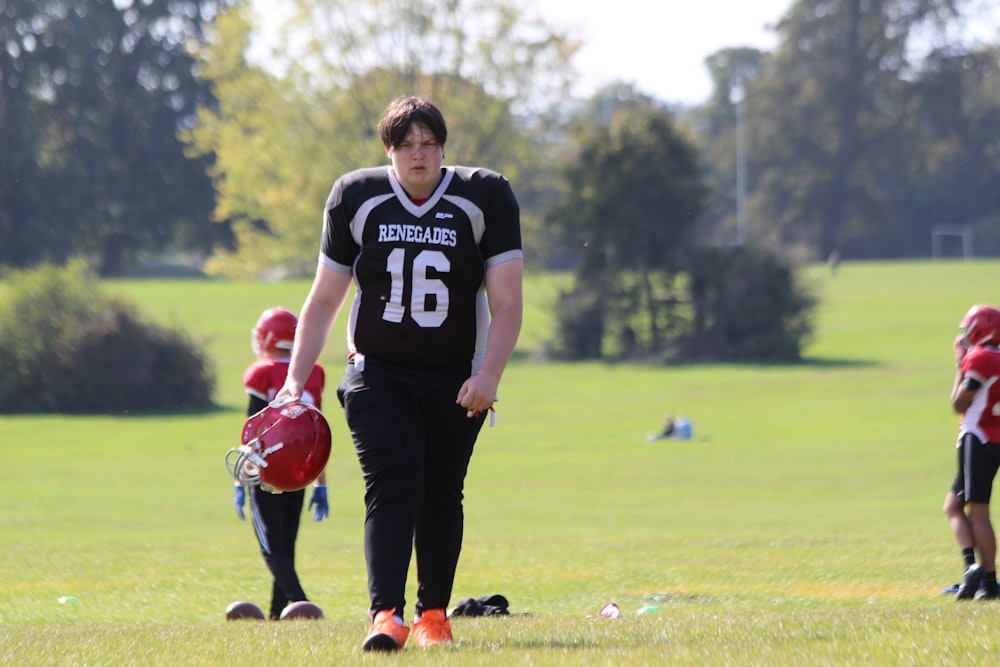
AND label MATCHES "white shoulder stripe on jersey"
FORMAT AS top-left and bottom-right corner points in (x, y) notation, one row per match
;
(485, 249), (523, 269)
(350, 193), (395, 246)
(318, 253), (352, 275)
(442, 194), (485, 242)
